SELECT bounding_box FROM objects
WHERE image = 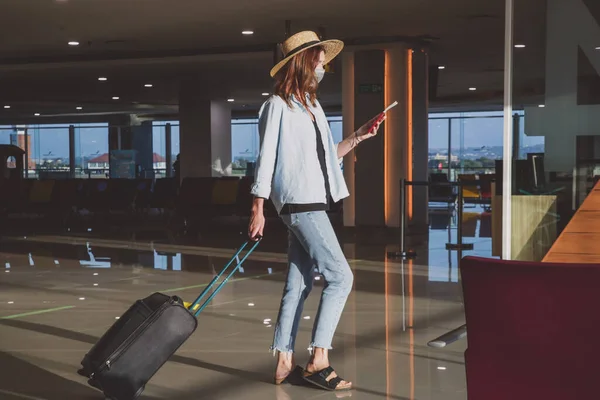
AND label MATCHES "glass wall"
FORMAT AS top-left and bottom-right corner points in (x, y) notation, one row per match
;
(507, 0), (597, 261)
(75, 123), (109, 178)
(231, 119), (259, 176)
(153, 121), (179, 178)
(30, 124), (70, 179)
